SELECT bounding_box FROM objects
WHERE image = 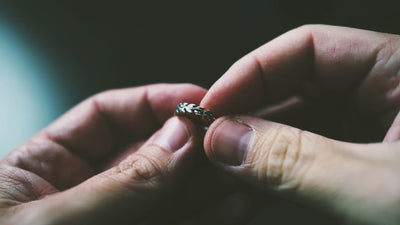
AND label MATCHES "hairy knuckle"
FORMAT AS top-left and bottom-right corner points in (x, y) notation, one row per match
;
(376, 36), (400, 63)
(249, 126), (313, 190)
(118, 152), (166, 185)
(359, 36), (400, 112)
(268, 128), (300, 186)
